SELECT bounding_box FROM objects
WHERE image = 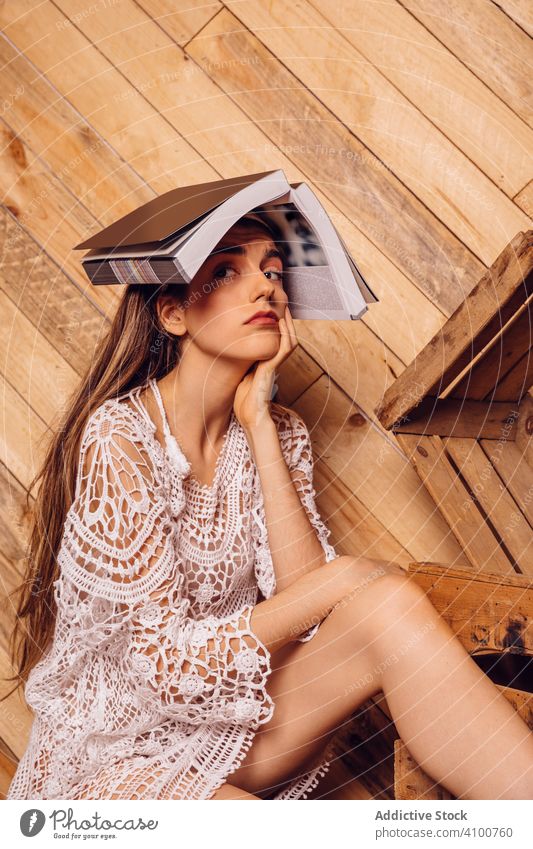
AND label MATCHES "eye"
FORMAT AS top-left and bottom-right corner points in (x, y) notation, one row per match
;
(212, 264), (236, 280)
(264, 268), (285, 284)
